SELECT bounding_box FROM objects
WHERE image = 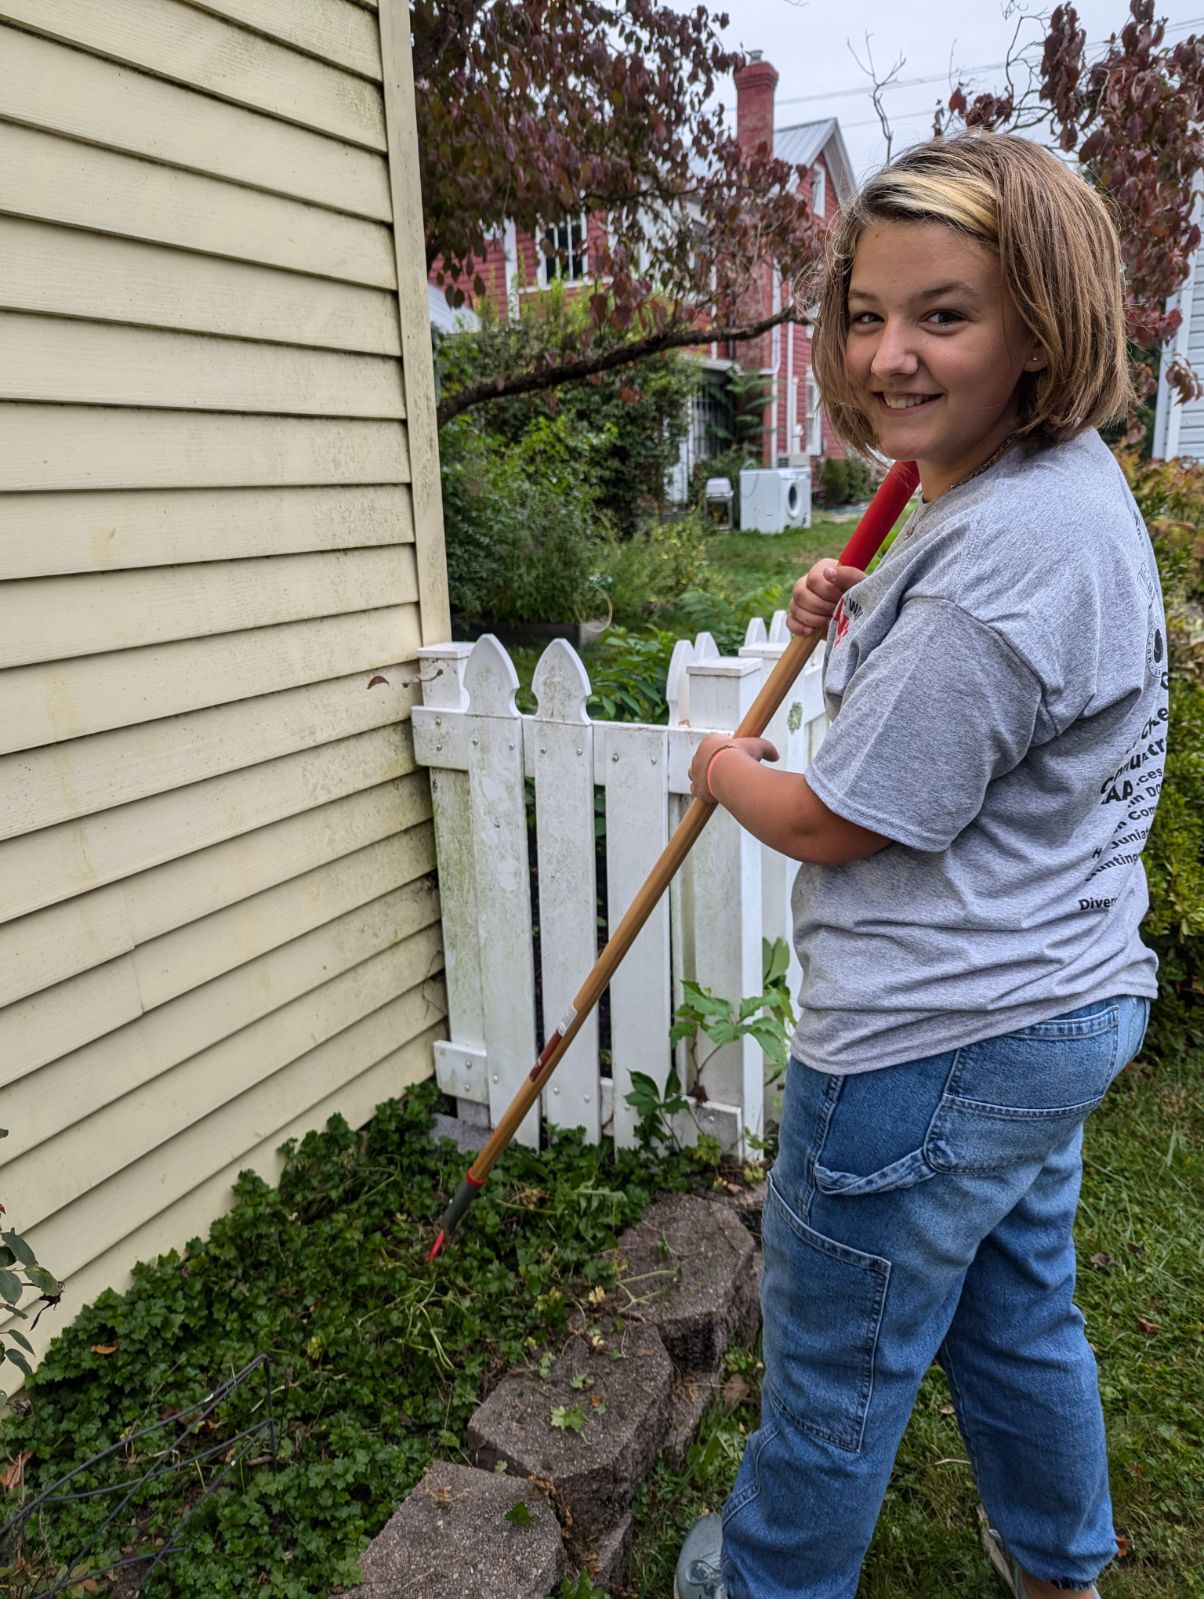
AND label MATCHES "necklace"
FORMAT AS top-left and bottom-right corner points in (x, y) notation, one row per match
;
(906, 432), (1021, 534)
